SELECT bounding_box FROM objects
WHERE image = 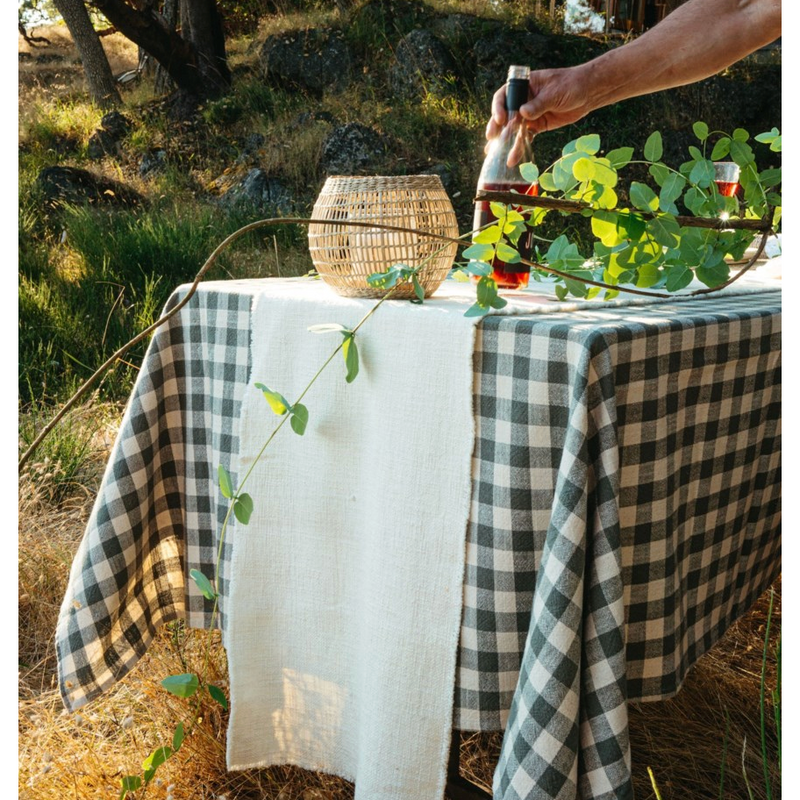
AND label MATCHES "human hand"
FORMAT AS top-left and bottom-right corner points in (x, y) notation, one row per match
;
(485, 66), (595, 142)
